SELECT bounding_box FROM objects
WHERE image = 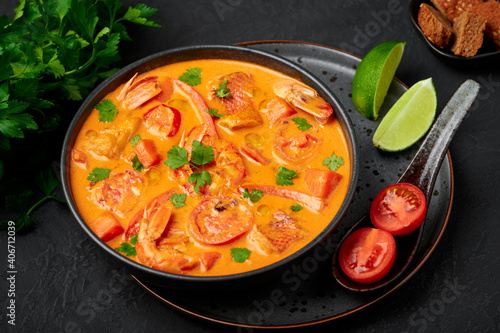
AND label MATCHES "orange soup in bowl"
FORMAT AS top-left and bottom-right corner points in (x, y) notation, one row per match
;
(69, 59), (351, 276)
